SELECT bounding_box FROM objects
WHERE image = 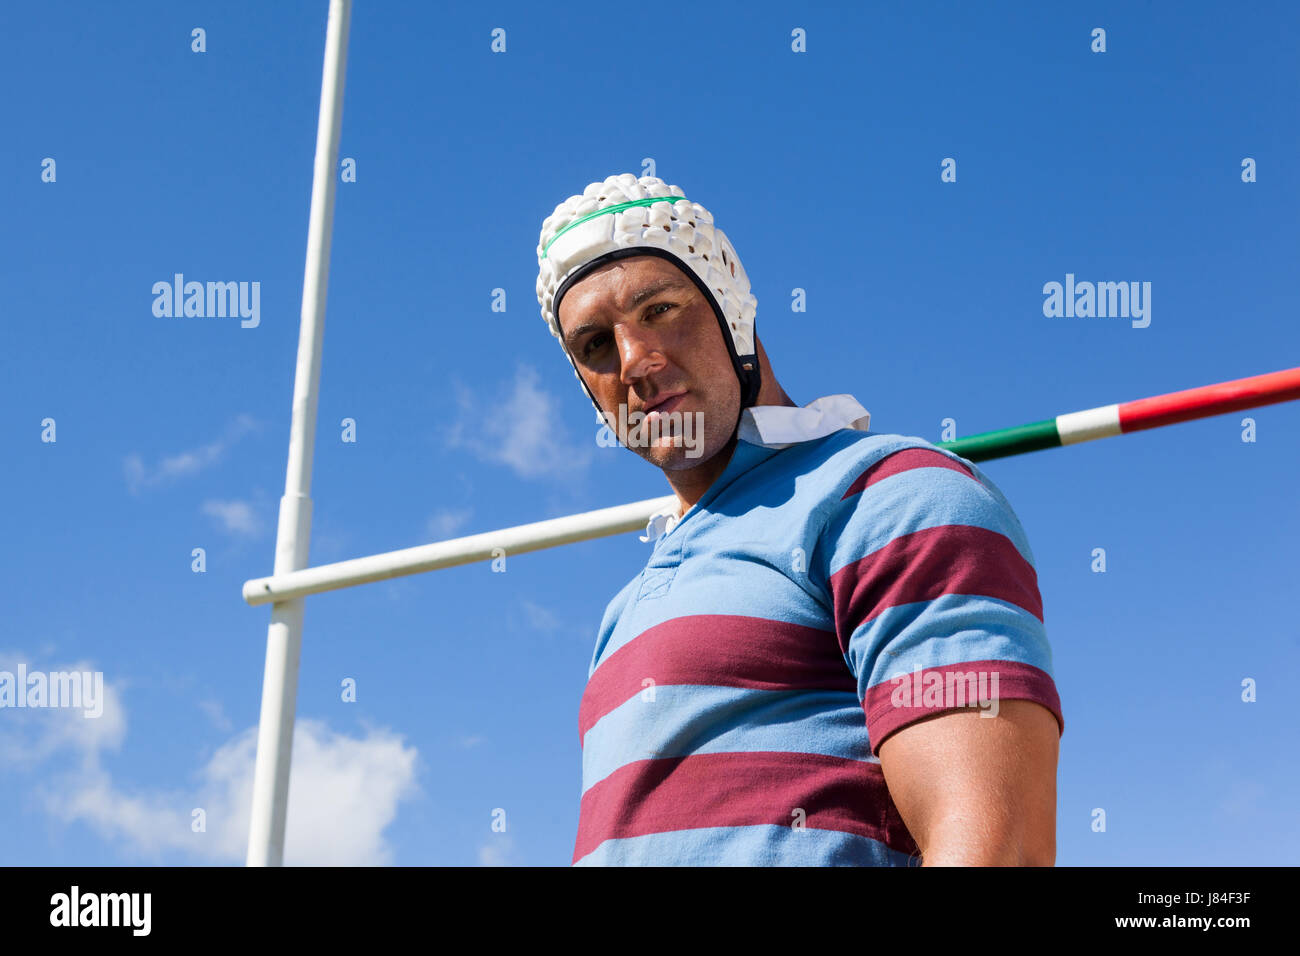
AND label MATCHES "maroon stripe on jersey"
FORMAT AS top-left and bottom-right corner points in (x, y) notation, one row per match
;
(579, 616), (855, 742)
(842, 447), (976, 500)
(827, 524), (1043, 655)
(572, 750), (919, 863)
(863, 658), (1064, 757)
